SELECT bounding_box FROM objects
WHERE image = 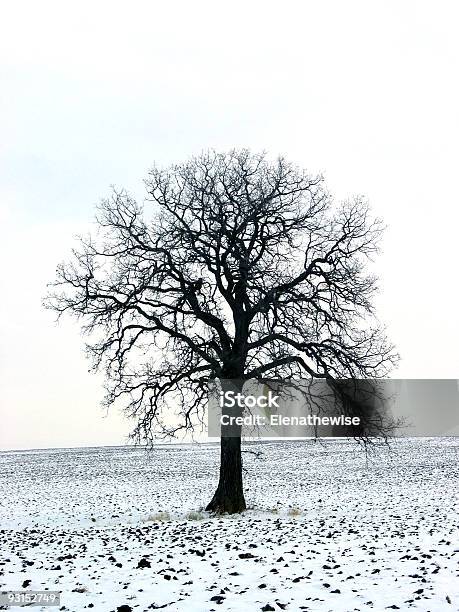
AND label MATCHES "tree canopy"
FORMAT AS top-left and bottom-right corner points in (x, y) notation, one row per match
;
(46, 150), (397, 442)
